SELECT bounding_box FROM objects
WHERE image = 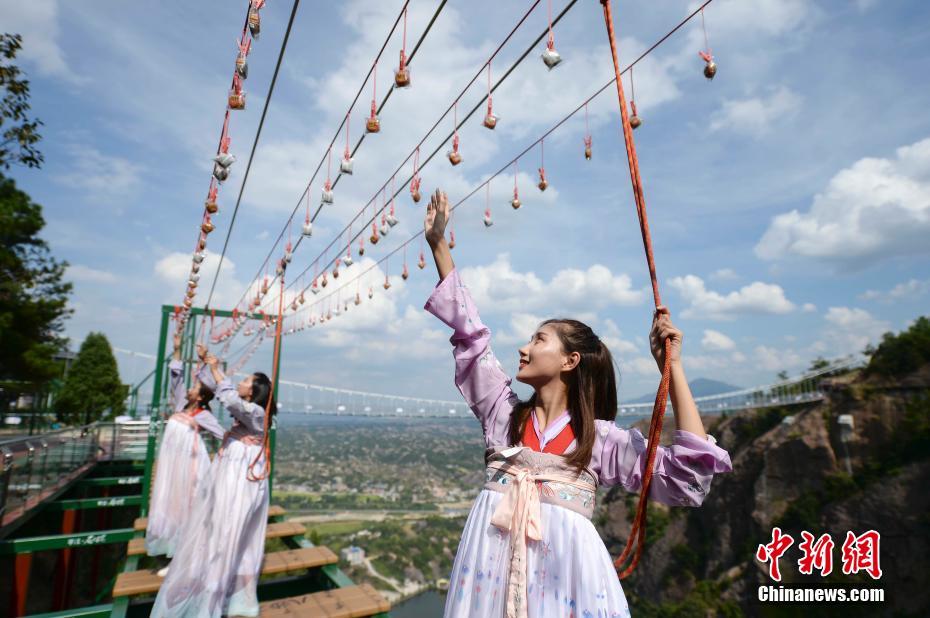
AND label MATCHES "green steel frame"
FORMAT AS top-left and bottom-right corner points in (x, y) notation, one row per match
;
(142, 304), (282, 514)
(4, 302), (392, 617)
